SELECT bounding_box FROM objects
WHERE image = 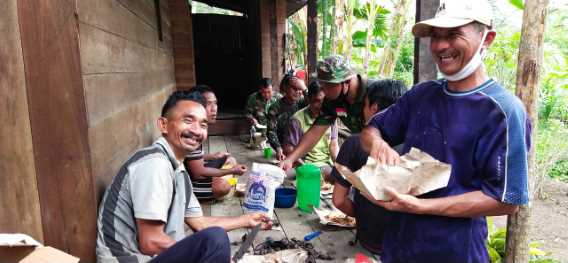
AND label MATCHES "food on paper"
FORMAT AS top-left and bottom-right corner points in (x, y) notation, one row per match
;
(314, 207), (356, 228)
(335, 147), (451, 201)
